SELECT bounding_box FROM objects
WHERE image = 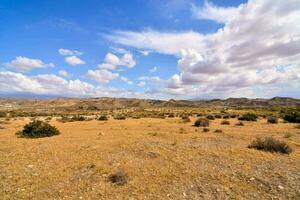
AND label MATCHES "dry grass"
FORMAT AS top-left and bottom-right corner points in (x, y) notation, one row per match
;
(0, 117), (299, 199)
